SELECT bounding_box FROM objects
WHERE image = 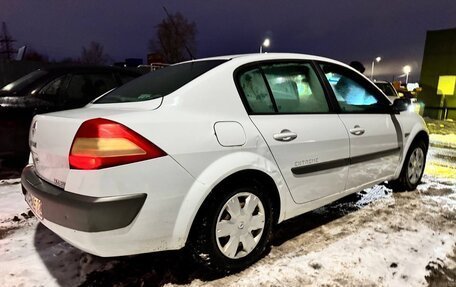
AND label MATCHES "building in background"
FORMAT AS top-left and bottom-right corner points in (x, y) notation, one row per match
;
(419, 27), (456, 119)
